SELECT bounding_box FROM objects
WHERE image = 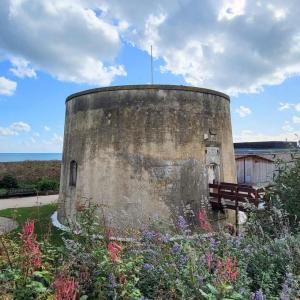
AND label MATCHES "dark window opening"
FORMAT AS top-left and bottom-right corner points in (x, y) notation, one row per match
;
(70, 160), (77, 186)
